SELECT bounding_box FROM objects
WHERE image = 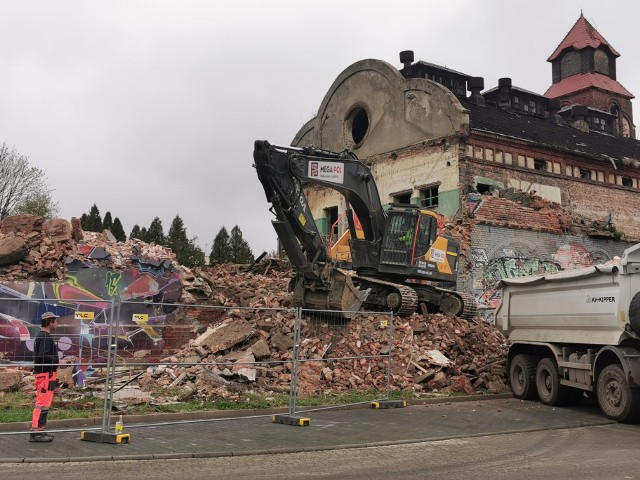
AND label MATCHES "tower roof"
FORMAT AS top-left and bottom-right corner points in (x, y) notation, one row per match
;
(544, 73), (634, 99)
(548, 14), (619, 61)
